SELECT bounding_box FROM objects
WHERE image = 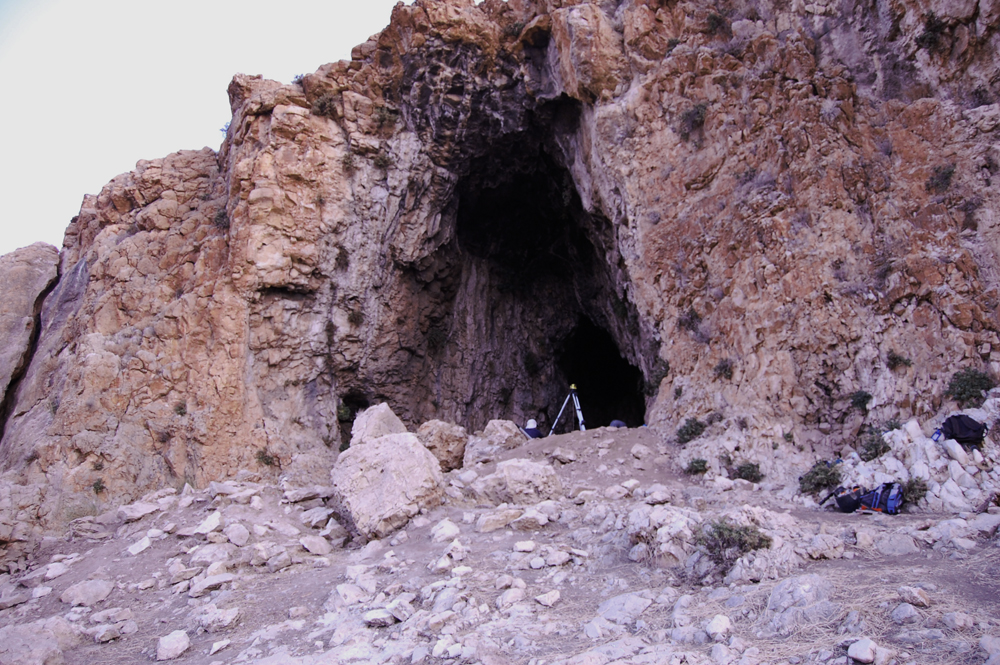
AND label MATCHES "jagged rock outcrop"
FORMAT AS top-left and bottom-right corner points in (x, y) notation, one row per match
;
(2, 0), (1000, 561)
